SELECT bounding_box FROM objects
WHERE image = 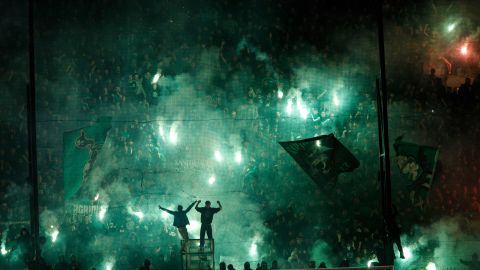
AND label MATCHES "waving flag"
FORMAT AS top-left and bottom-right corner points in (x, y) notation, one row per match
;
(279, 134), (360, 186)
(63, 118), (111, 200)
